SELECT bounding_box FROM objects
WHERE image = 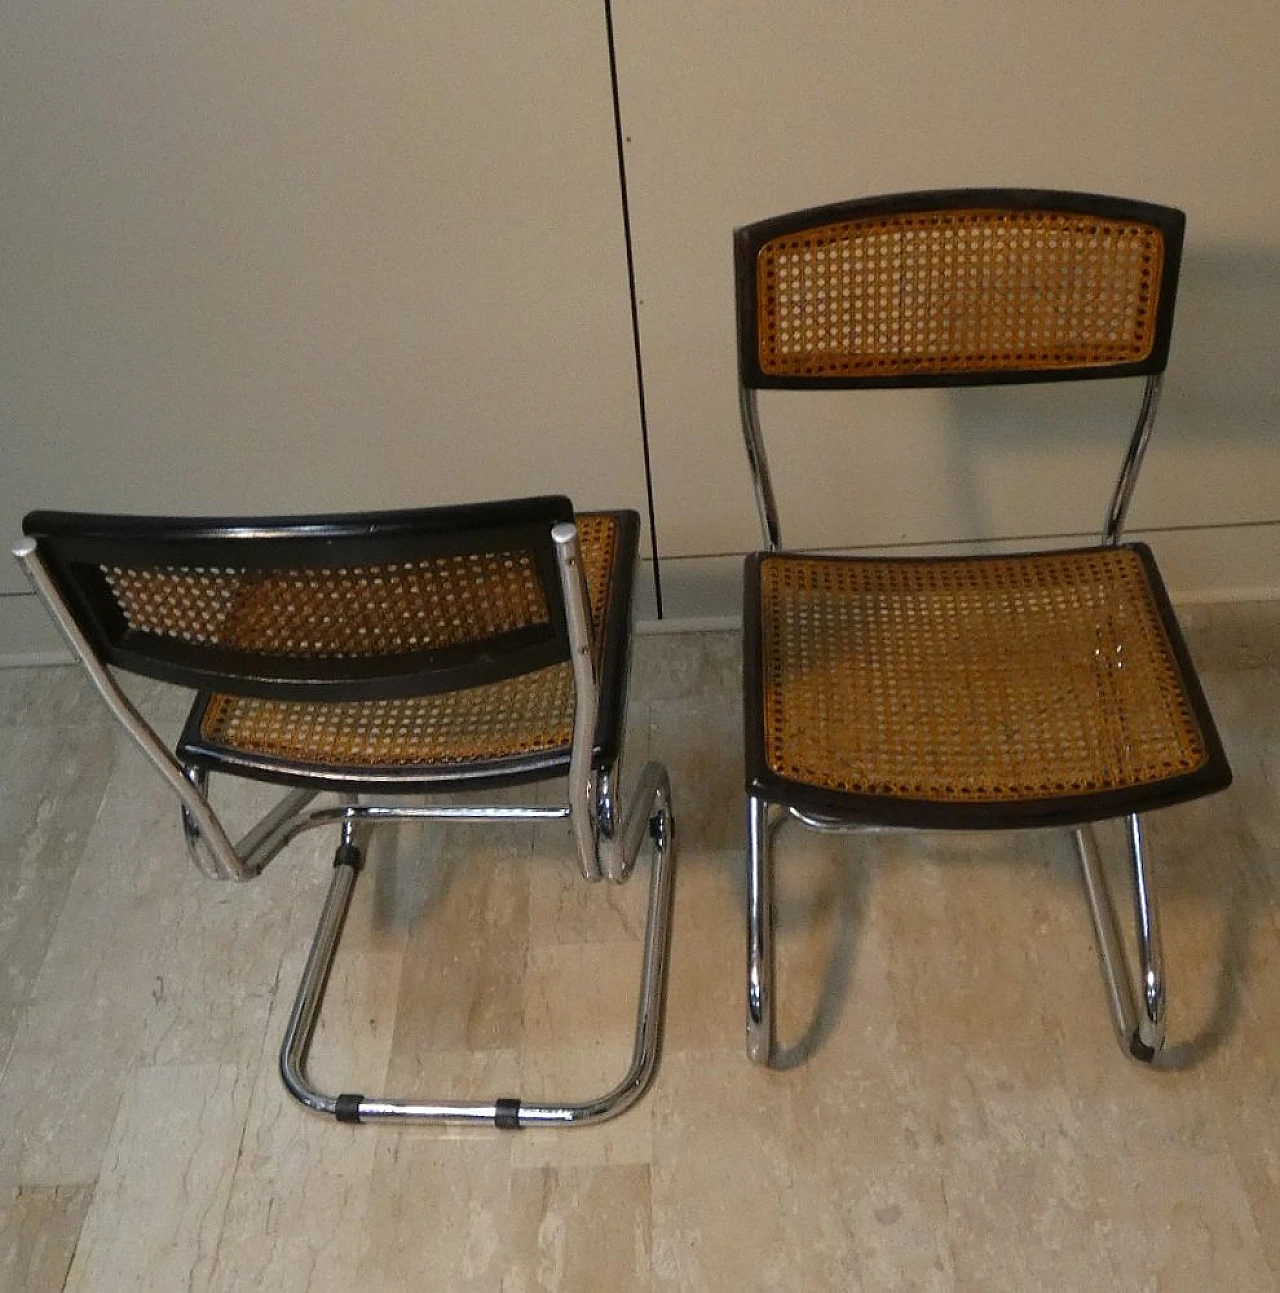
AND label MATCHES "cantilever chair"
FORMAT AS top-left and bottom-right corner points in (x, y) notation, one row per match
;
(16, 495), (674, 1127)
(734, 189), (1231, 1066)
